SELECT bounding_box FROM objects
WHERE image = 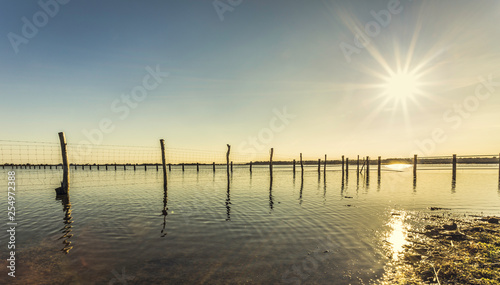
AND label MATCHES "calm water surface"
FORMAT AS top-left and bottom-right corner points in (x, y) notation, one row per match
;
(1, 164), (499, 284)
